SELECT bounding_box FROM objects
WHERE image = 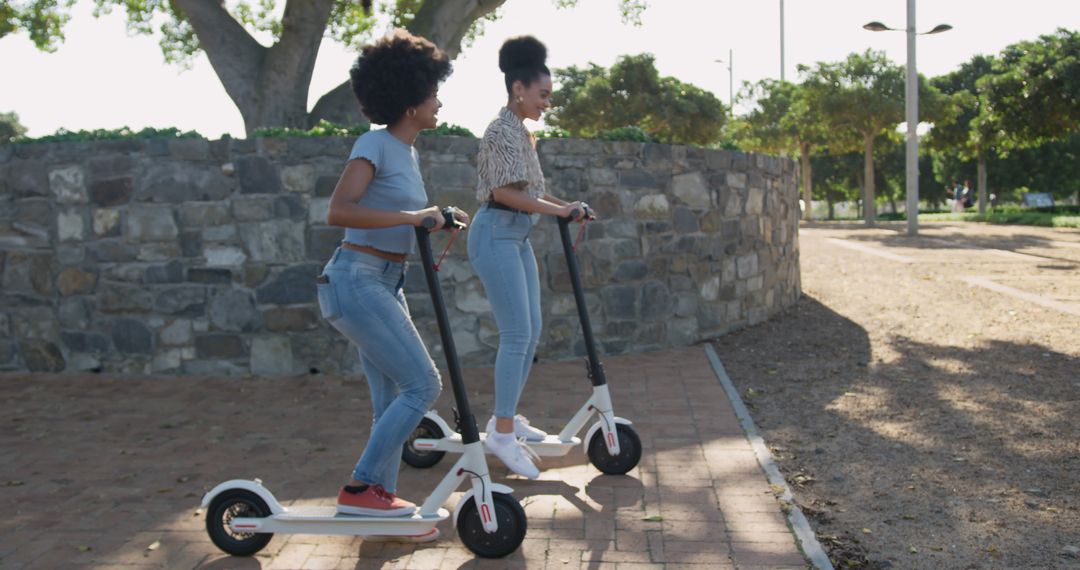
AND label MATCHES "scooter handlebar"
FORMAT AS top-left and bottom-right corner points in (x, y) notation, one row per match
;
(420, 207), (466, 231)
(567, 203), (595, 222)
